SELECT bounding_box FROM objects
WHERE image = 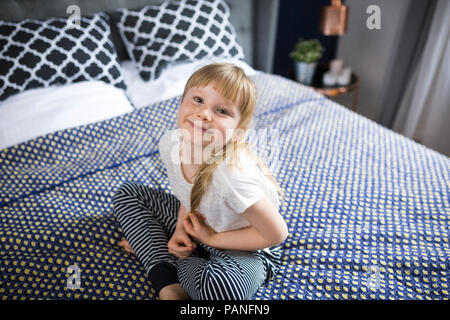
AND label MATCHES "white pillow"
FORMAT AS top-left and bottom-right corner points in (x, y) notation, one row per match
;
(0, 81), (134, 150)
(121, 57), (256, 109)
